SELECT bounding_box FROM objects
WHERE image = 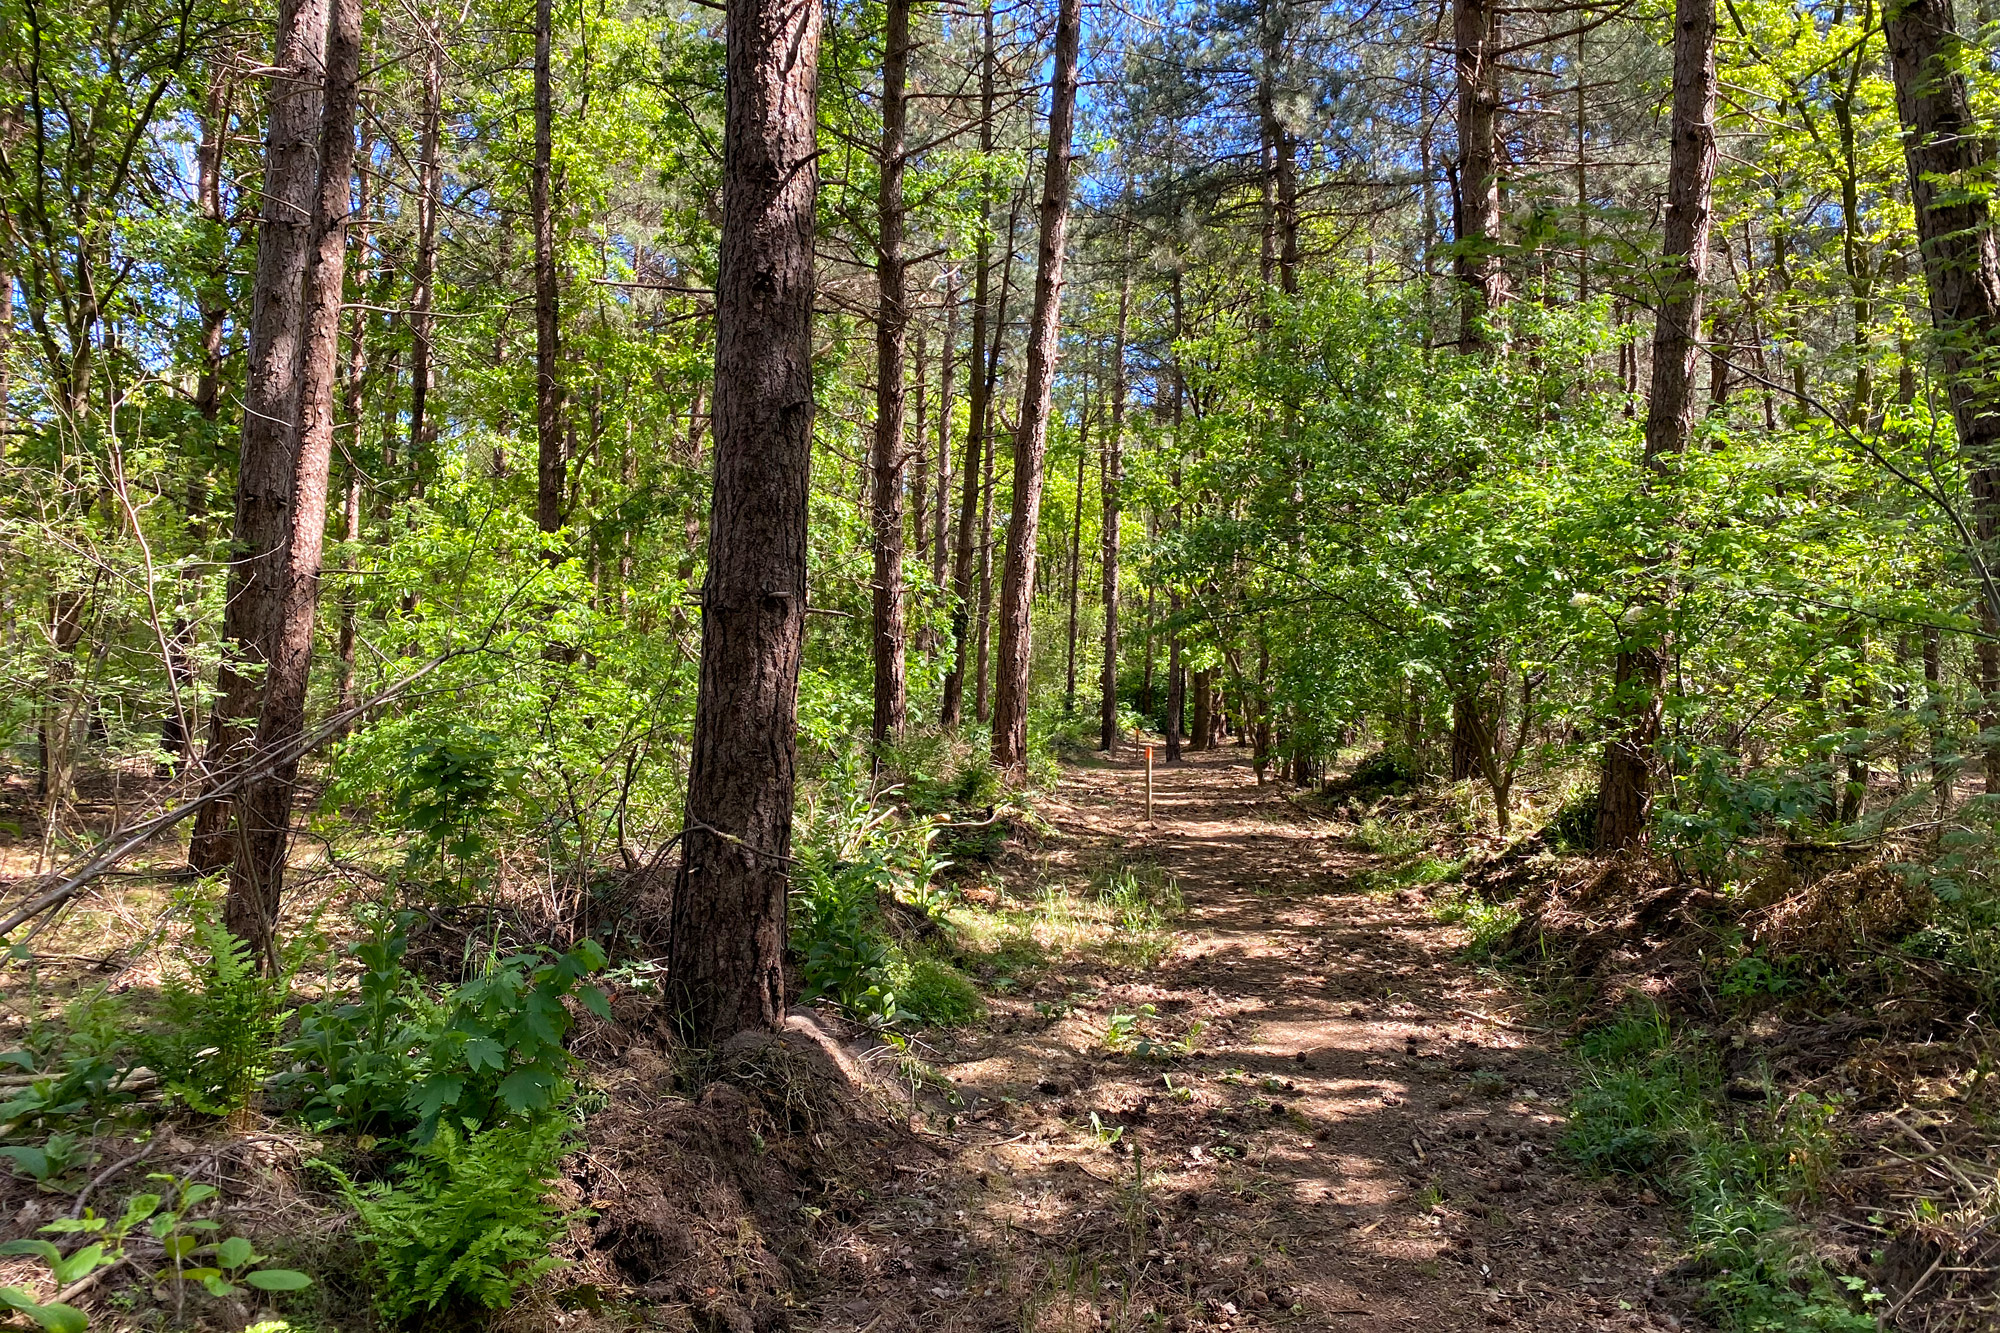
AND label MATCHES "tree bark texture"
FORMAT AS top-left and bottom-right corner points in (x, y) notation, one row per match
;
(667, 0), (820, 1044)
(869, 0), (911, 745)
(1453, 0), (1506, 351)
(1595, 0), (1716, 852)
(226, 0), (361, 956)
(991, 0), (1082, 770)
(533, 0), (565, 539)
(407, 18), (444, 483)
(190, 0), (328, 872)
